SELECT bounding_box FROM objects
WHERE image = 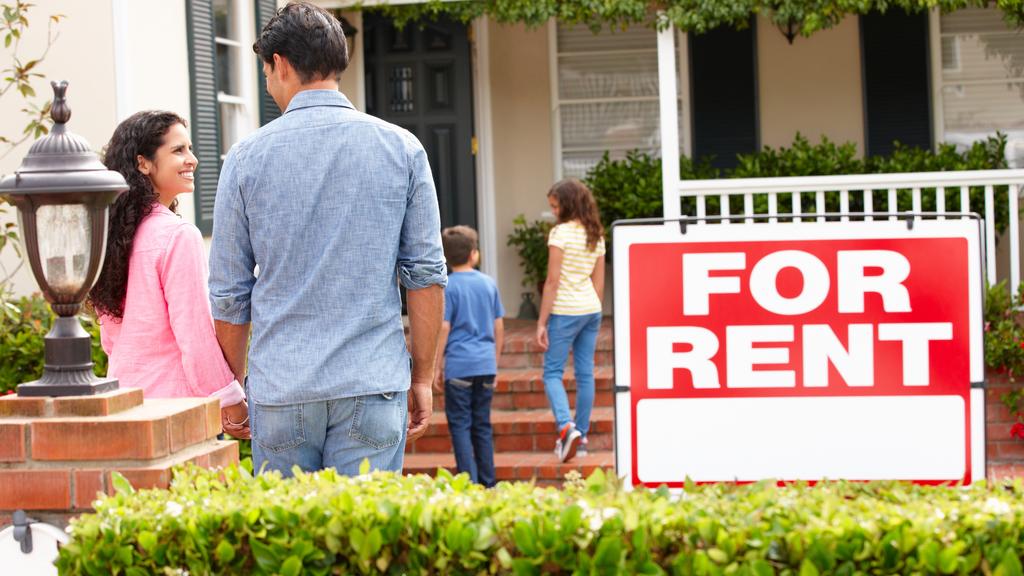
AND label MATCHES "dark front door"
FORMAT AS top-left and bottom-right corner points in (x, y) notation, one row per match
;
(363, 13), (477, 230)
